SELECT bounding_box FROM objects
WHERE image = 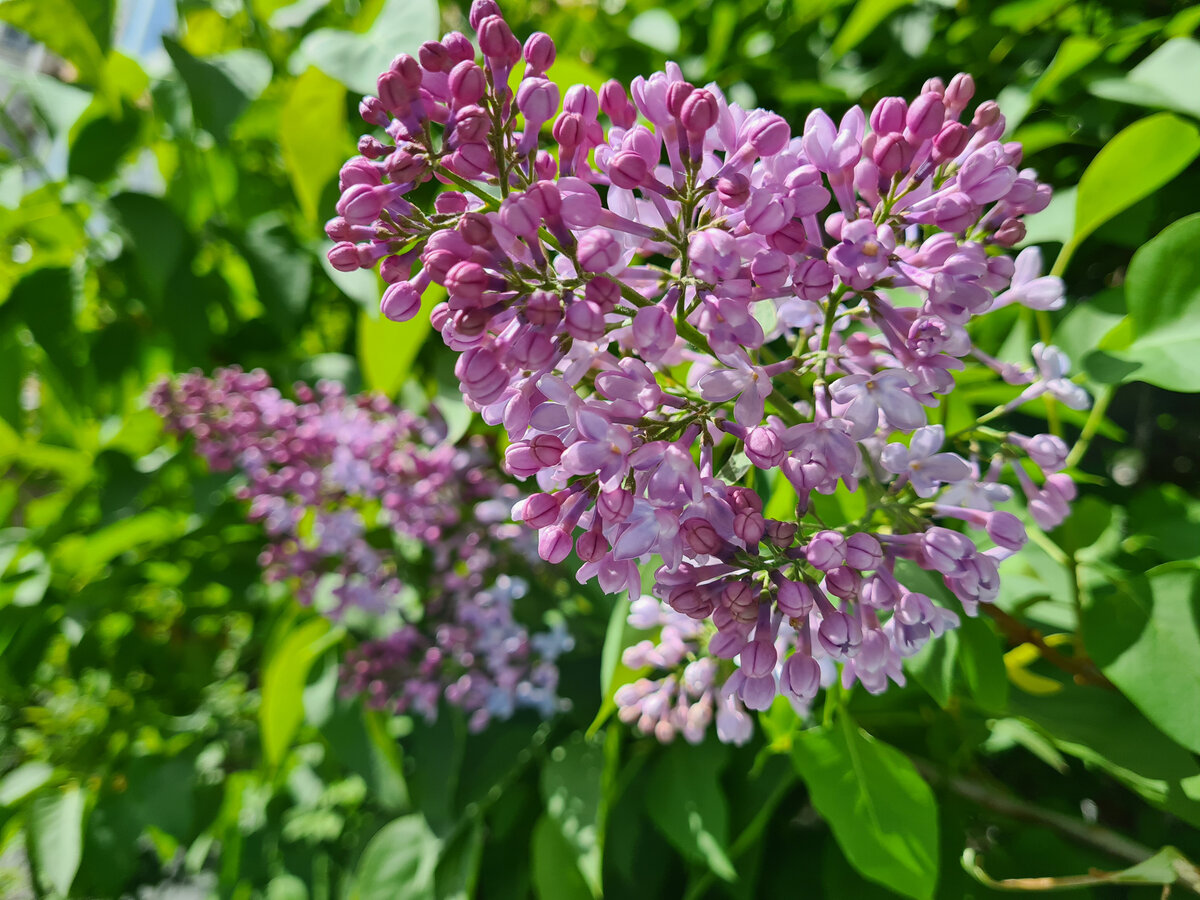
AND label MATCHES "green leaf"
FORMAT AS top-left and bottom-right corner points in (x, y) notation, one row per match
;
(267, 874), (310, 900)
(30, 784), (86, 897)
(1057, 114), (1200, 273)
(646, 741), (737, 882)
(627, 9), (680, 54)
(791, 719), (939, 900)
(290, 0), (439, 95)
(832, 0), (914, 57)
(1092, 213), (1200, 391)
(261, 617), (344, 768)
(110, 193), (187, 303)
(1090, 38), (1200, 121)
(1082, 564), (1200, 755)
(352, 814), (440, 900)
(531, 814), (594, 900)
(0, 0), (108, 87)
(281, 68), (348, 225)
(238, 214), (313, 321)
(0, 761), (53, 807)
(164, 38), (272, 143)
(434, 820), (484, 900)
(67, 103), (143, 183)
(1029, 35), (1103, 104)
(540, 734), (605, 897)
(358, 301), (433, 397)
